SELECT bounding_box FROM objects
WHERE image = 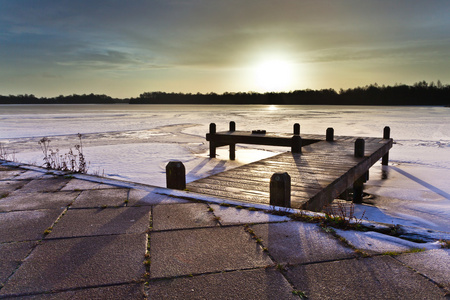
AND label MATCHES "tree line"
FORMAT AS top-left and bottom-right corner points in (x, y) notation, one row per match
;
(0, 93), (126, 104)
(1, 81), (449, 105)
